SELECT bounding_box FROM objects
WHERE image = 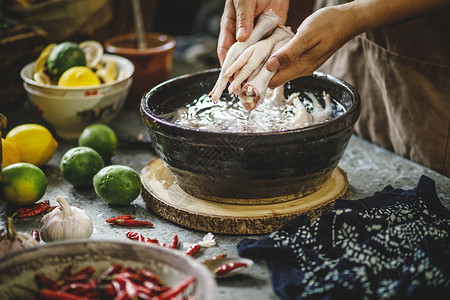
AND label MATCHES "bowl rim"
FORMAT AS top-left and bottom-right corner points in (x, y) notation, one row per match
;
(20, 54), (135, 91)
(23, 77), (133, 101)
(0, 239), (217, 299)
(104, 32), (177, 56)
(141, 68), (361, 137)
